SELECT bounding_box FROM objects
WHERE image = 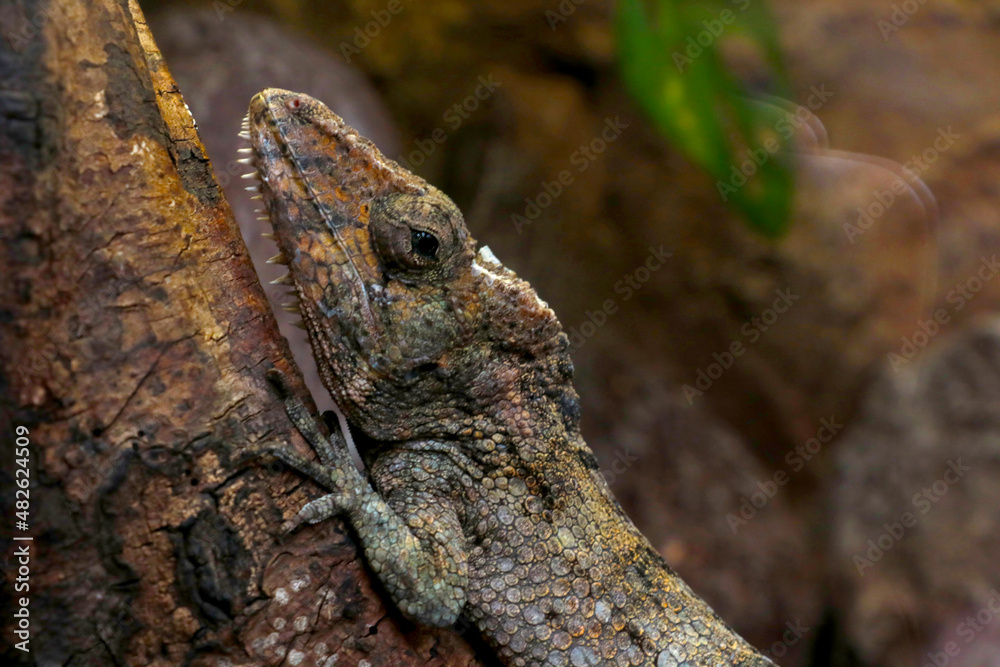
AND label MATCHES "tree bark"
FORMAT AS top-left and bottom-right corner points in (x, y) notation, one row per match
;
(0, 1), (484, 665)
